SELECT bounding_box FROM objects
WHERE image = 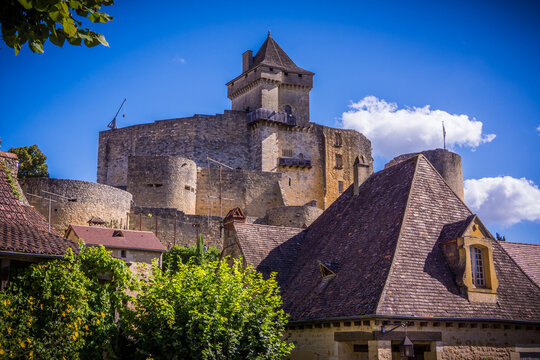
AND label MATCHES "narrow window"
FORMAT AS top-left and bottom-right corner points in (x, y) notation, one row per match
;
(338, 181), (344, 193)
(335, 133), (343, 147)
(289, 178), (291, 186)
(471, 247), (485, 288)
(121, 250), (127, 258)
(284, 105), (292, 115)
(335, 154), (343, 169)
